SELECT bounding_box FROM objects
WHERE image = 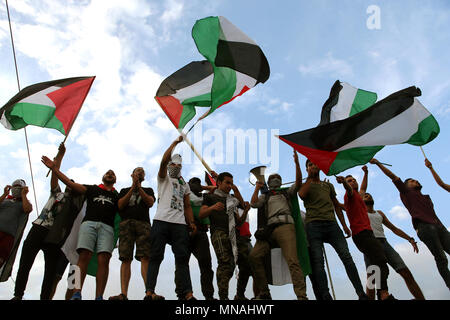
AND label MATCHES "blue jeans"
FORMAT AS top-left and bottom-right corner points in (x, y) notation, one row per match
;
(145, 220), (192, 296)
(416, 222), (450, 289)
(306, 220), (365, 299)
